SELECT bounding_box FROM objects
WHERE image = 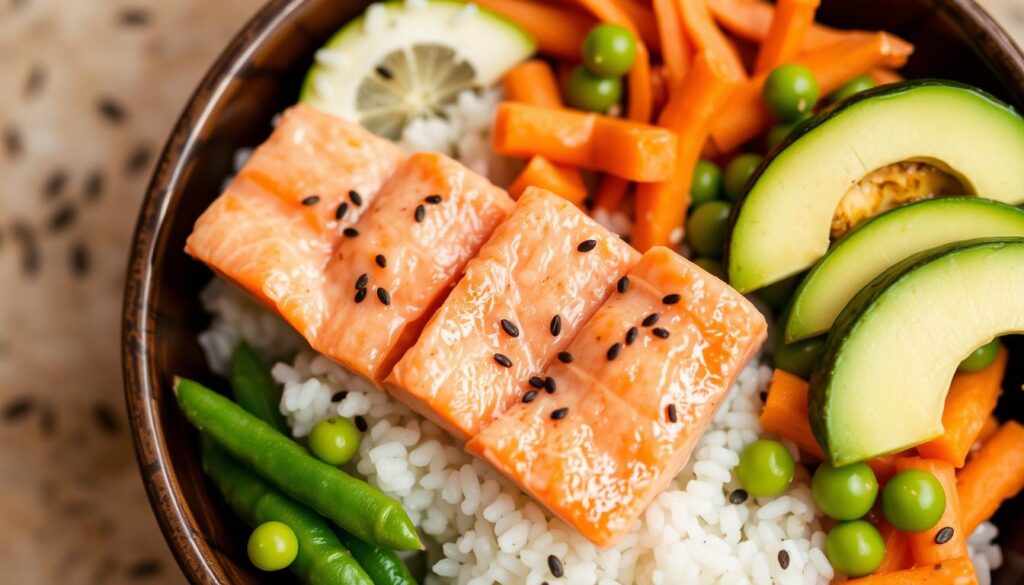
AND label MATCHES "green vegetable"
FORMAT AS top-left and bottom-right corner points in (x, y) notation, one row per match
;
(826, 520), (886, 577)
(765, 114), (810, 151)
(248, 521), (299, 572)
(686, 200), (732, 258)
(175, 377), (422, 551)
(565, 66), (622, 113)
(737, 439), (795, 497)
(763, 64), (820, 121)
(338, 530), (418, 585)
(202, 440), (374, 583)
(829, 75), (875, 104)
(757, 274), (800, 311)
(773, 336), (824, 378)
(882, 469), (946, 532)
(231, 342), (289, 434)
(693, 257), (725, 280)
(690, 160), (723, 206)
(309, 416), (362, 466)
(723, 153), (763, 202)
(812, 462), (878, 520)
(958, 338), (1001, 372)
(581, 24), (637, 78)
